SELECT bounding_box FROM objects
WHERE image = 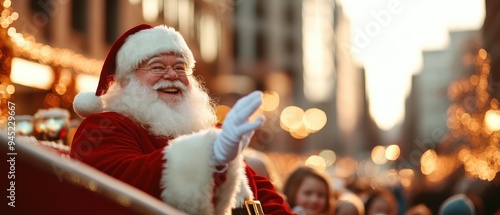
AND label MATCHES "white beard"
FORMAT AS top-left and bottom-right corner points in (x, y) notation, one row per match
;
(101, 77), (218, 137)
